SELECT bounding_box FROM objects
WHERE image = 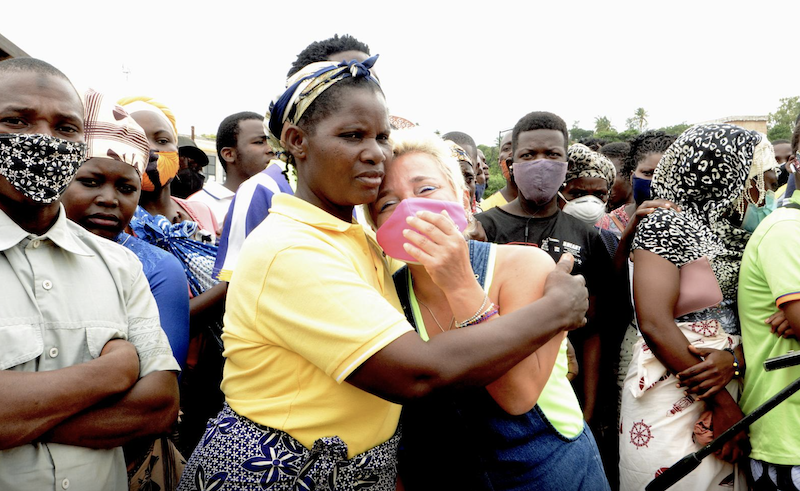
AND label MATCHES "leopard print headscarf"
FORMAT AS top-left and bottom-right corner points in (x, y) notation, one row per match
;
(633, 124), (767, 305)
